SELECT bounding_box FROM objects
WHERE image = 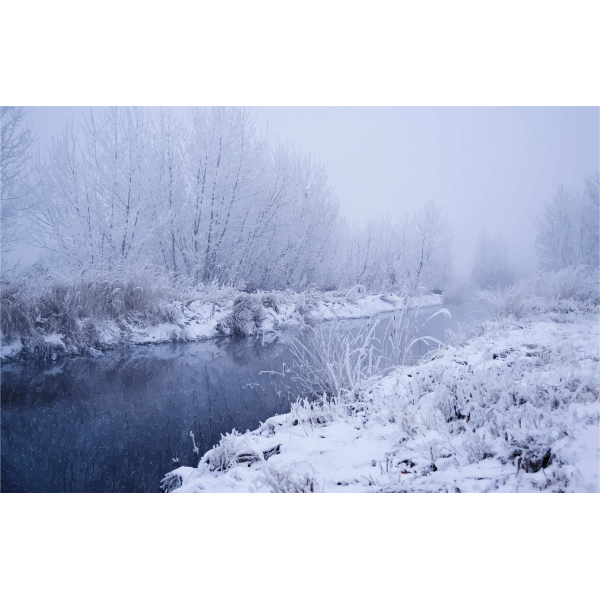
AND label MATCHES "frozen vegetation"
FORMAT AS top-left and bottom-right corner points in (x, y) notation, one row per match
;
(1, 106), (598, 493)
(162, 268), (599, 493)
(2, 107), (454, 361)
(0, 266), (442, 362)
